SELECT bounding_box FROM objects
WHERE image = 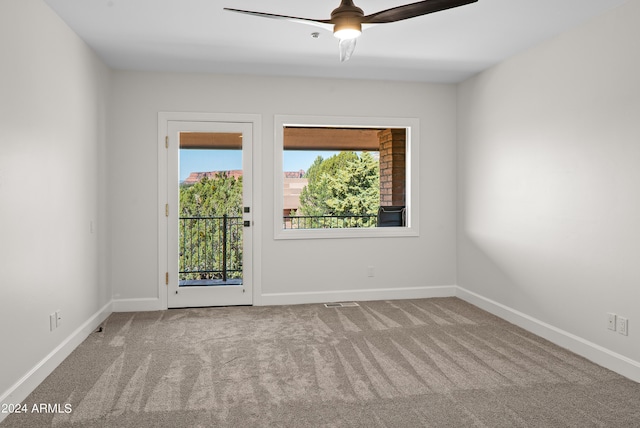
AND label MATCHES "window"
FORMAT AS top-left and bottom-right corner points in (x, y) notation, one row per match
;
(274, 115), (419, 239)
